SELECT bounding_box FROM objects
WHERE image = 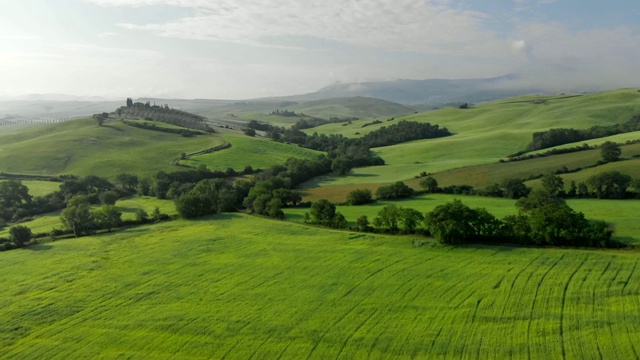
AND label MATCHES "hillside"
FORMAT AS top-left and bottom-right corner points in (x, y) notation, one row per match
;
(0, 118), (225, 178)
(267, 74), (547, 105)
(2, 214), (640, 359)
(300, 89), (640, 190)
(135, 97), (415, 129)
(181, 130), (323, 171)
(284, 96), (416, 119)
